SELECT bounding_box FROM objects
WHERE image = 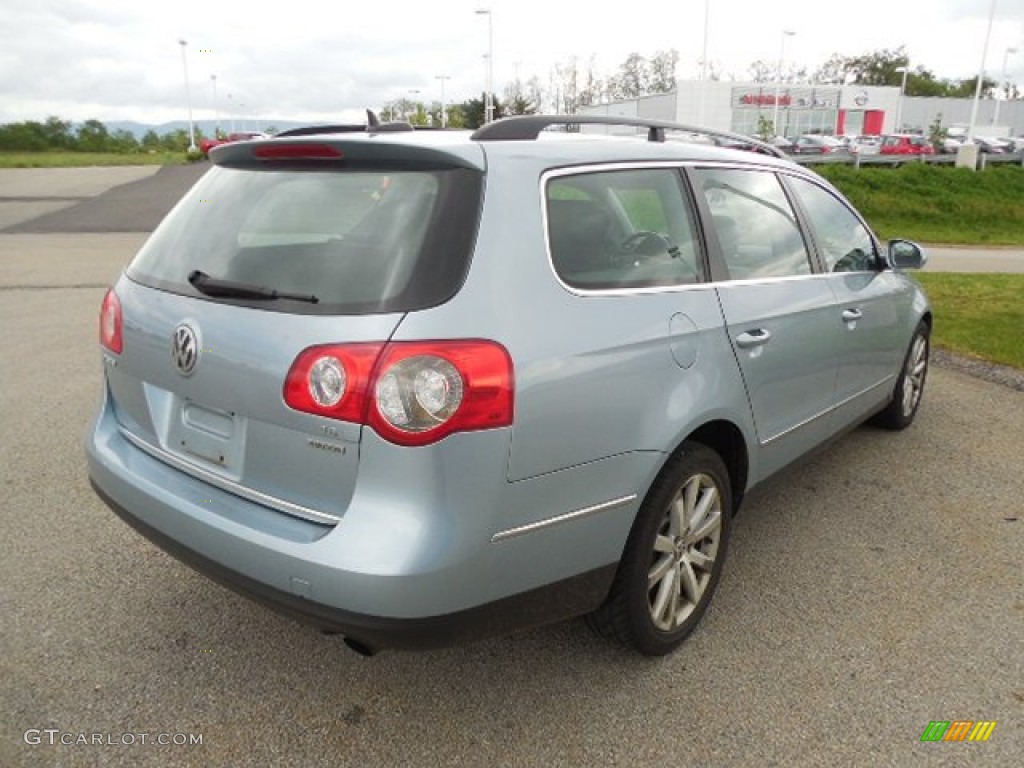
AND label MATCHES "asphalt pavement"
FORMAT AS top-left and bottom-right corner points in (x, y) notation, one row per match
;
(0, 166), (1021, 767)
